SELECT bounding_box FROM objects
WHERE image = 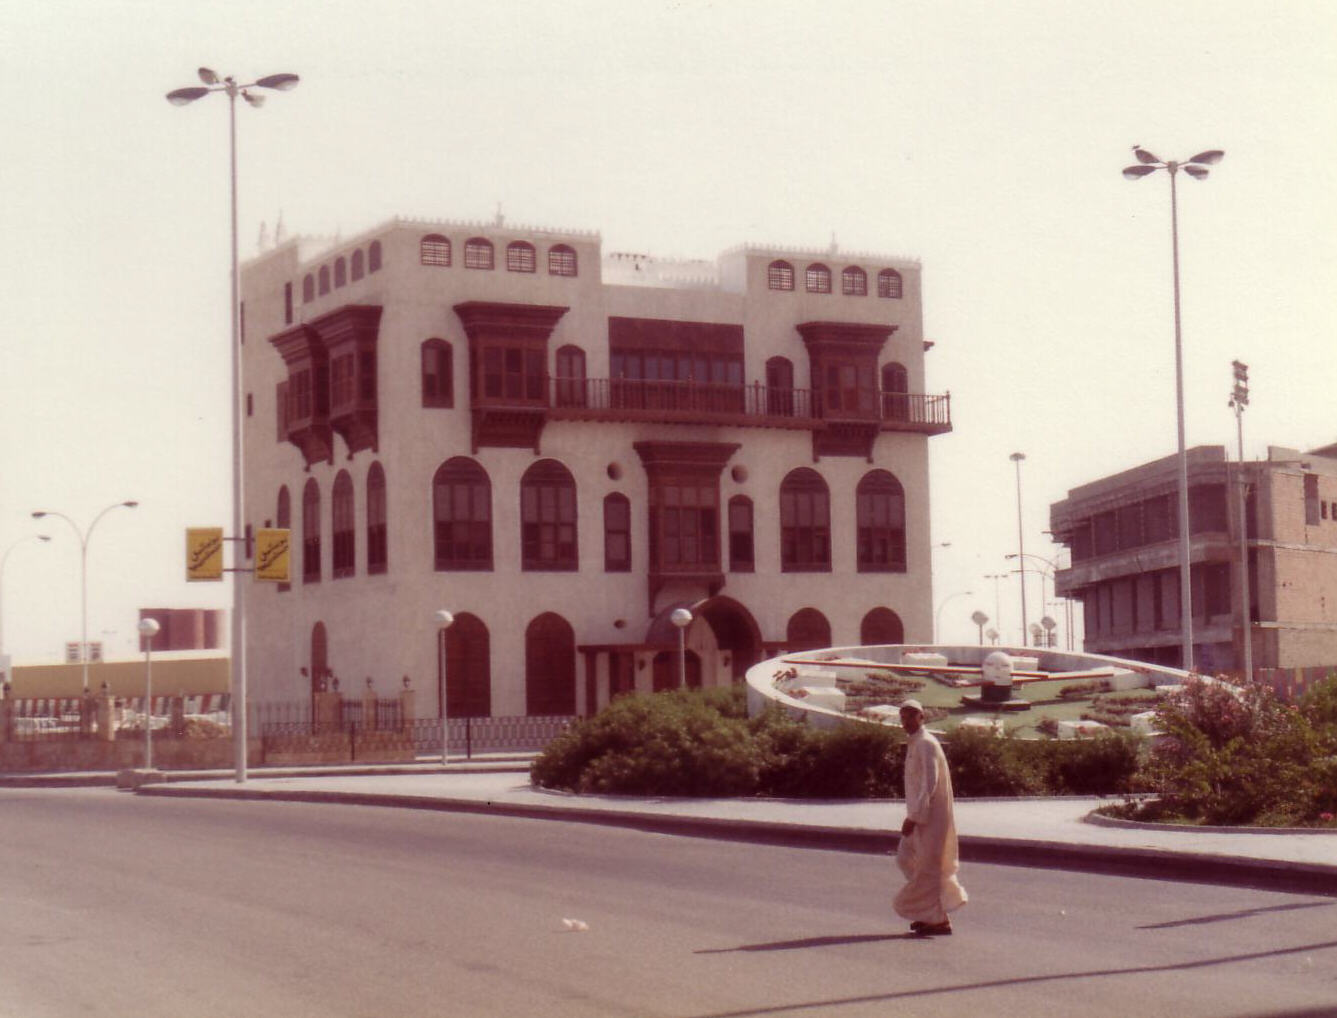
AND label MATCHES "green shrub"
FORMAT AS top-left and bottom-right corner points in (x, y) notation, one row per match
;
(758, 720), (902, 798)
(1037, 732), (1141, 795)
(530, 689), (762, 796)
(943, 728), (1044, 796)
